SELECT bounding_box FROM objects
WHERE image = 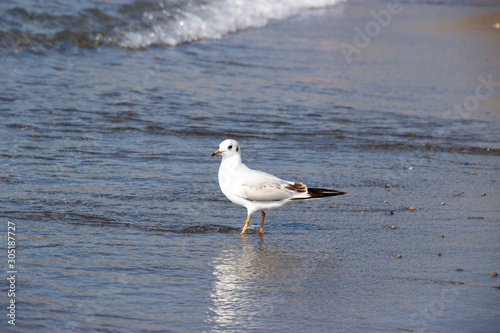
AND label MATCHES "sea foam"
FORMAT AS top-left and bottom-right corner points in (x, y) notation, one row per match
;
(117, 0), (342, 49)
